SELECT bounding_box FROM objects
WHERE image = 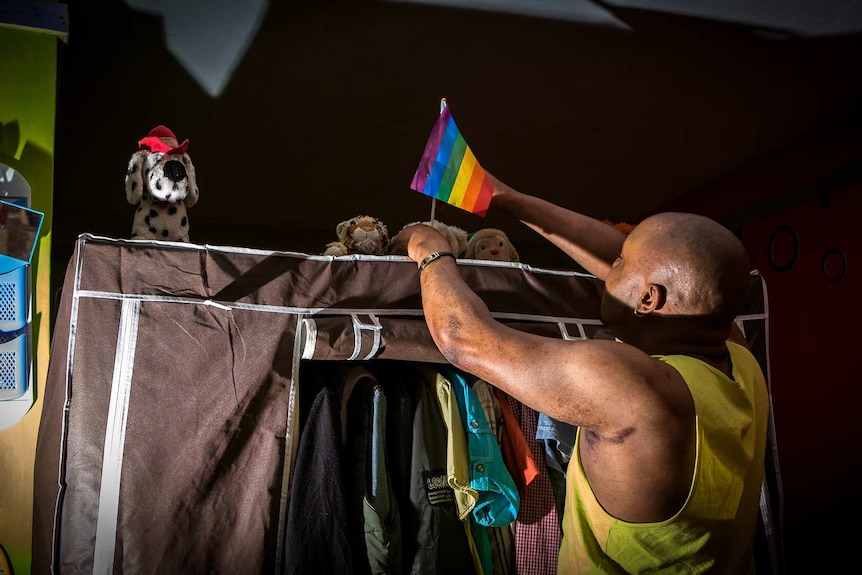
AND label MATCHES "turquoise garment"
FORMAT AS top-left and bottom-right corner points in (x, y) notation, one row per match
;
(433, 369), (488, 575)
(441, 368), (520, 527)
